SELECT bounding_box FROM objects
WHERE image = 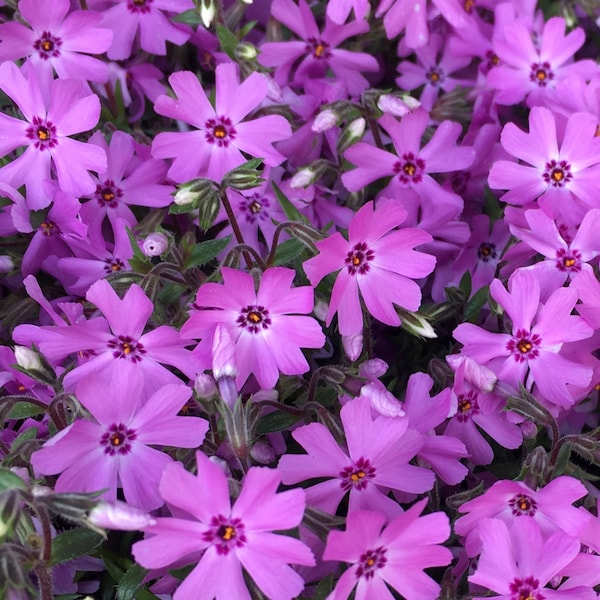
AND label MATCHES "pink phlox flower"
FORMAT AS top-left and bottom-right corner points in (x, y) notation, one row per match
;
(468, 517), (596, 600)
(258, 0), (379, 96)
(303, 200), (436, 336)
(132, 451), (315, 600)
(181, 266), (325, 390)
(571, 269), (600, 330)
(31, 365), (208, 510)
(0, 0), (113, 87)
(445, 359), (523, 465)
(487, 14), (599, 107)
(152, 63), (292, 183)
(455, 476), (590, 557)
(322, 500), (452, 600)
(326, 0), (370, 24)
(402, 372), (469, 485)
(342, 109), (474, 208)
(0, 62), (106, 210)
(489, 107), (600, 226)
(396, 33), (473, 110)
(453, 268), (594, 409)
(100, 0), (193, 60)
(509, 208), (600, 300)
(278, 396), (434, 520)
(13, 278), (197, 393)
(80, 130), (173, 240)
